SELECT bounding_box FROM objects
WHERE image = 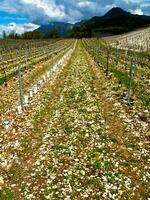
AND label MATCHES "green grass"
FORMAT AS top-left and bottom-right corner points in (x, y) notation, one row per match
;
(0, 64), (33, 86)
(0, 189), (14, 200)
(112, 69), (133, 88)
(135, 83), (150, 108)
